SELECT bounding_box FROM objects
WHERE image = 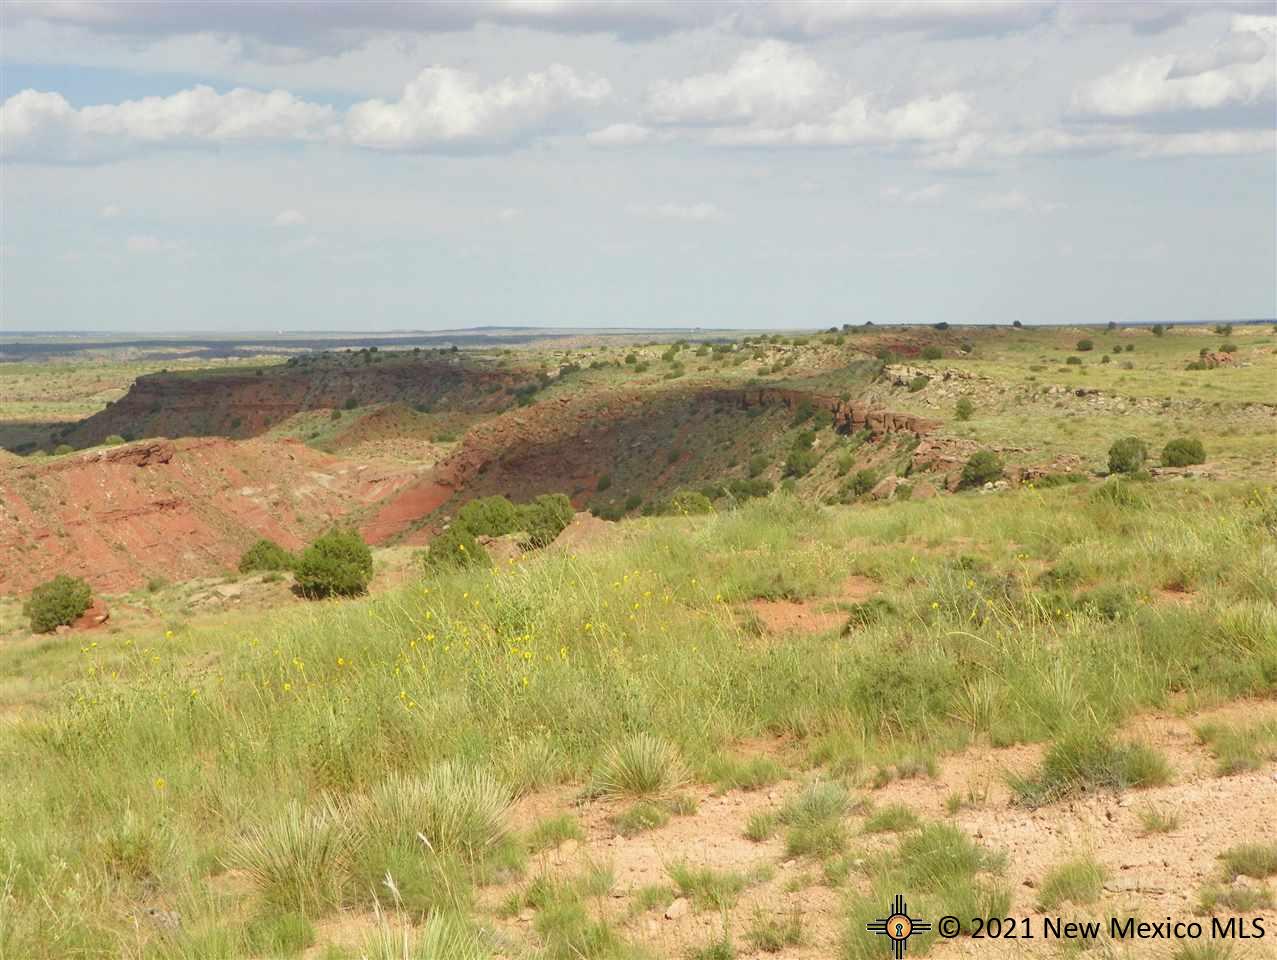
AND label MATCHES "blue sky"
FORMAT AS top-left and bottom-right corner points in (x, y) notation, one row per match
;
(1, 1), (1274, 332)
